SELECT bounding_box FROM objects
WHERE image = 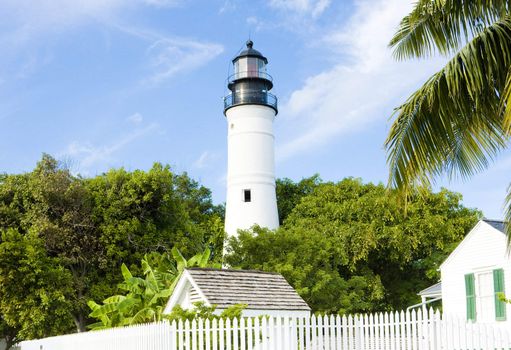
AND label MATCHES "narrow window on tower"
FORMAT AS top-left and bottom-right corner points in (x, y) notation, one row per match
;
(243, 189), (251, 202)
